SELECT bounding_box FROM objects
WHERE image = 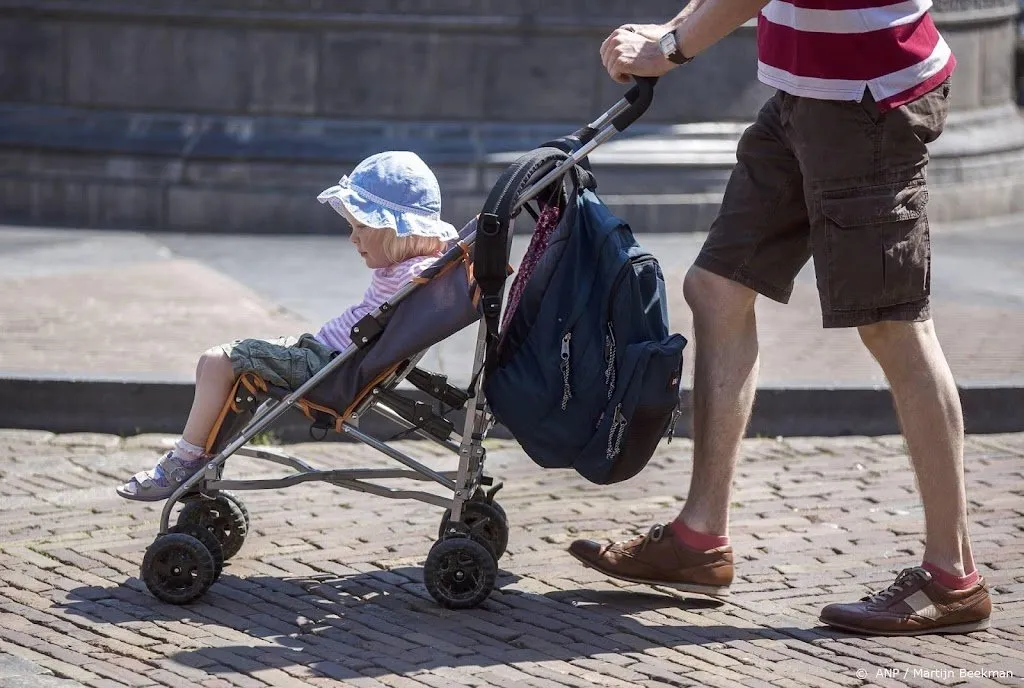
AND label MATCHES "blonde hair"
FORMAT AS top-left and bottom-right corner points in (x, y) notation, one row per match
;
(380, 230), (445, 265)
(337, 203), (444, 265)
